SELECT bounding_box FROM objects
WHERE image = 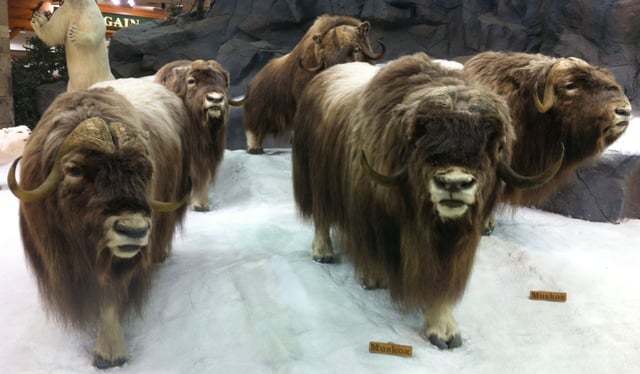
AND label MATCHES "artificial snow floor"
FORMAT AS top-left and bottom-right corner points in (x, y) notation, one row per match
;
(1, 122), (639, 373)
